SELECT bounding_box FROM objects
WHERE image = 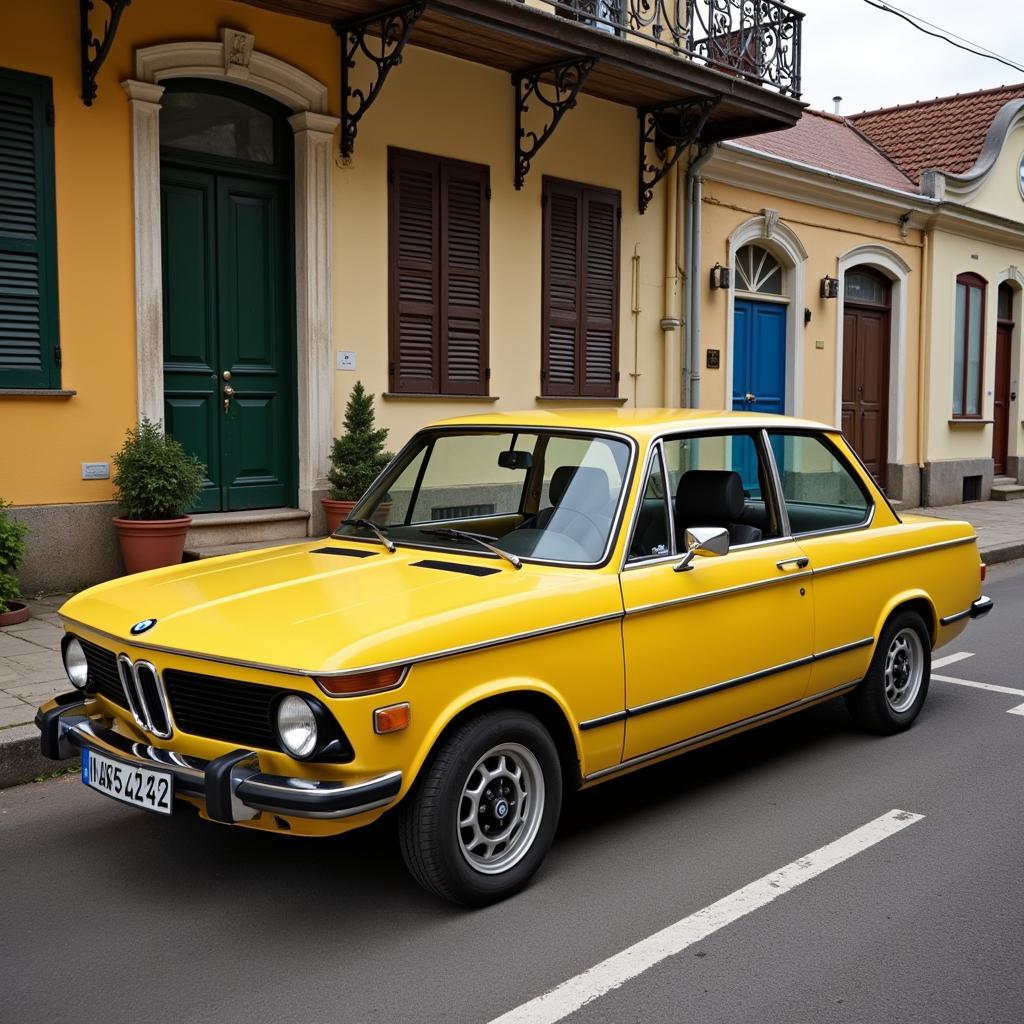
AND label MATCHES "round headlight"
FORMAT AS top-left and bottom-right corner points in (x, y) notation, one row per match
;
(63, 637), (89, 690)
(276, 695), (318, 759)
